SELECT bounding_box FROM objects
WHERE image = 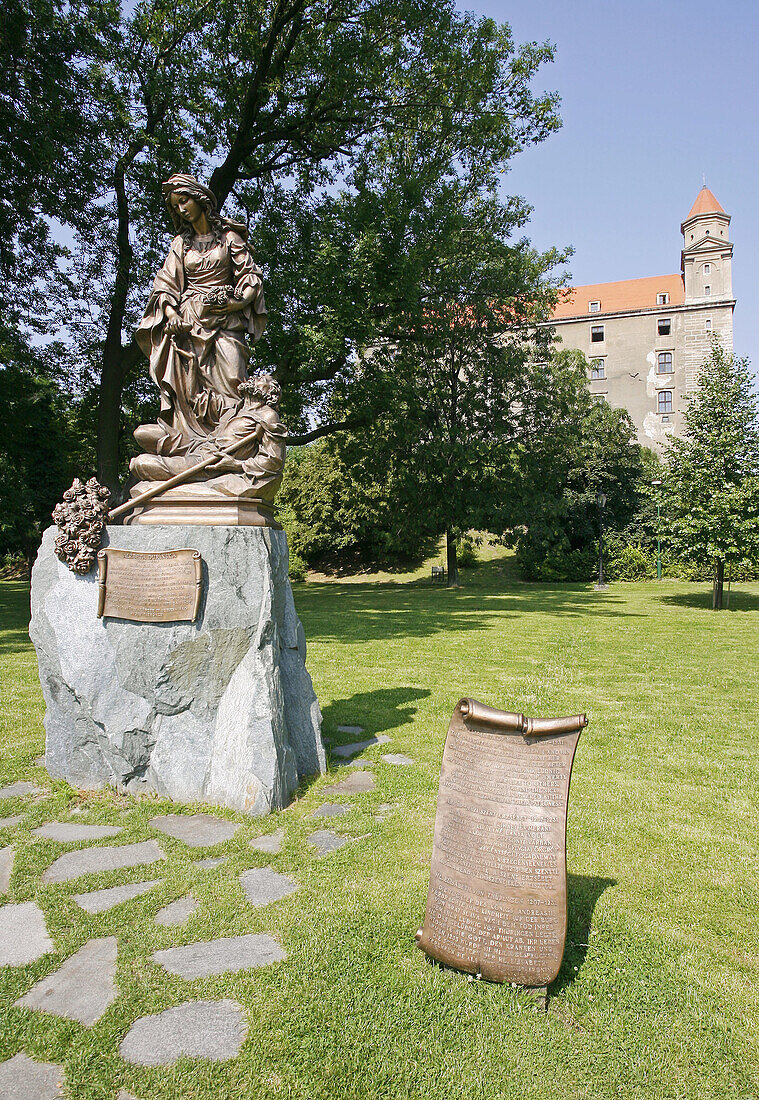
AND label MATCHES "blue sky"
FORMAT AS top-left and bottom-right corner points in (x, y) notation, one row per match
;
(460, 0), (759, 372)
